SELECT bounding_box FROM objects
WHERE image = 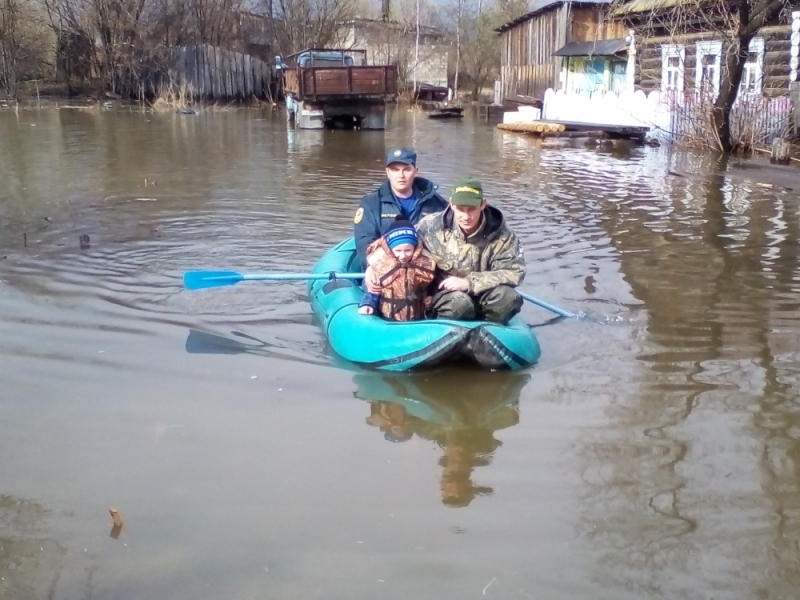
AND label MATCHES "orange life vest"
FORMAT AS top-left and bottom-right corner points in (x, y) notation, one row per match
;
(367, 237), (436, 322)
